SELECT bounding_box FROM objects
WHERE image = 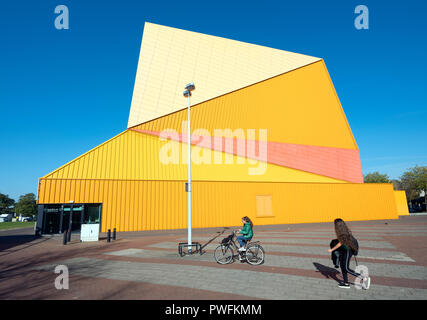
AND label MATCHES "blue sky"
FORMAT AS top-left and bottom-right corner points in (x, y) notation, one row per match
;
(1, 0), (426, 200)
